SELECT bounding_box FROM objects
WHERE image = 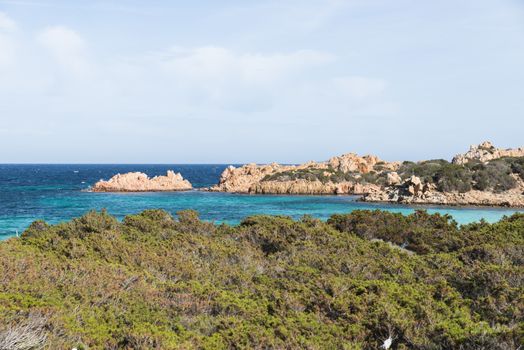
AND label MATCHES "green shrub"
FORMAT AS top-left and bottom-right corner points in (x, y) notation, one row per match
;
(431, 163), (472, 192)
(0, 210), (522, 349)
(470, 159), (517, 192)
(510, 157), (524, 180)
(262, 168), (333, 184)
(328, 210), (463, 254)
